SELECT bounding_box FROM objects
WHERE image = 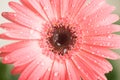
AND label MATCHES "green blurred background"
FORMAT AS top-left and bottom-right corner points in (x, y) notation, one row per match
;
(0, 0), (120, 80)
